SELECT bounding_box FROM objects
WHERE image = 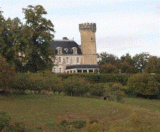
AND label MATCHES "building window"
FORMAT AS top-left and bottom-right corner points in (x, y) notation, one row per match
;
(59, 57), (61, 62)
(56, 47), (62, 54)
(66, 57), (69, 63)
(53, 68), (56, 72)
(72, 47), (77, 54)
(76, 57), (79, 63)
(59, 68), (62, 73)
